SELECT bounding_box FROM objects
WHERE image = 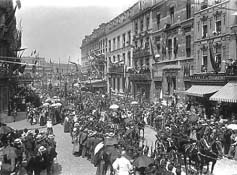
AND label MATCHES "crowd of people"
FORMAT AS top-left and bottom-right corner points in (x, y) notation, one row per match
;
(1, 85), (237, 175)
